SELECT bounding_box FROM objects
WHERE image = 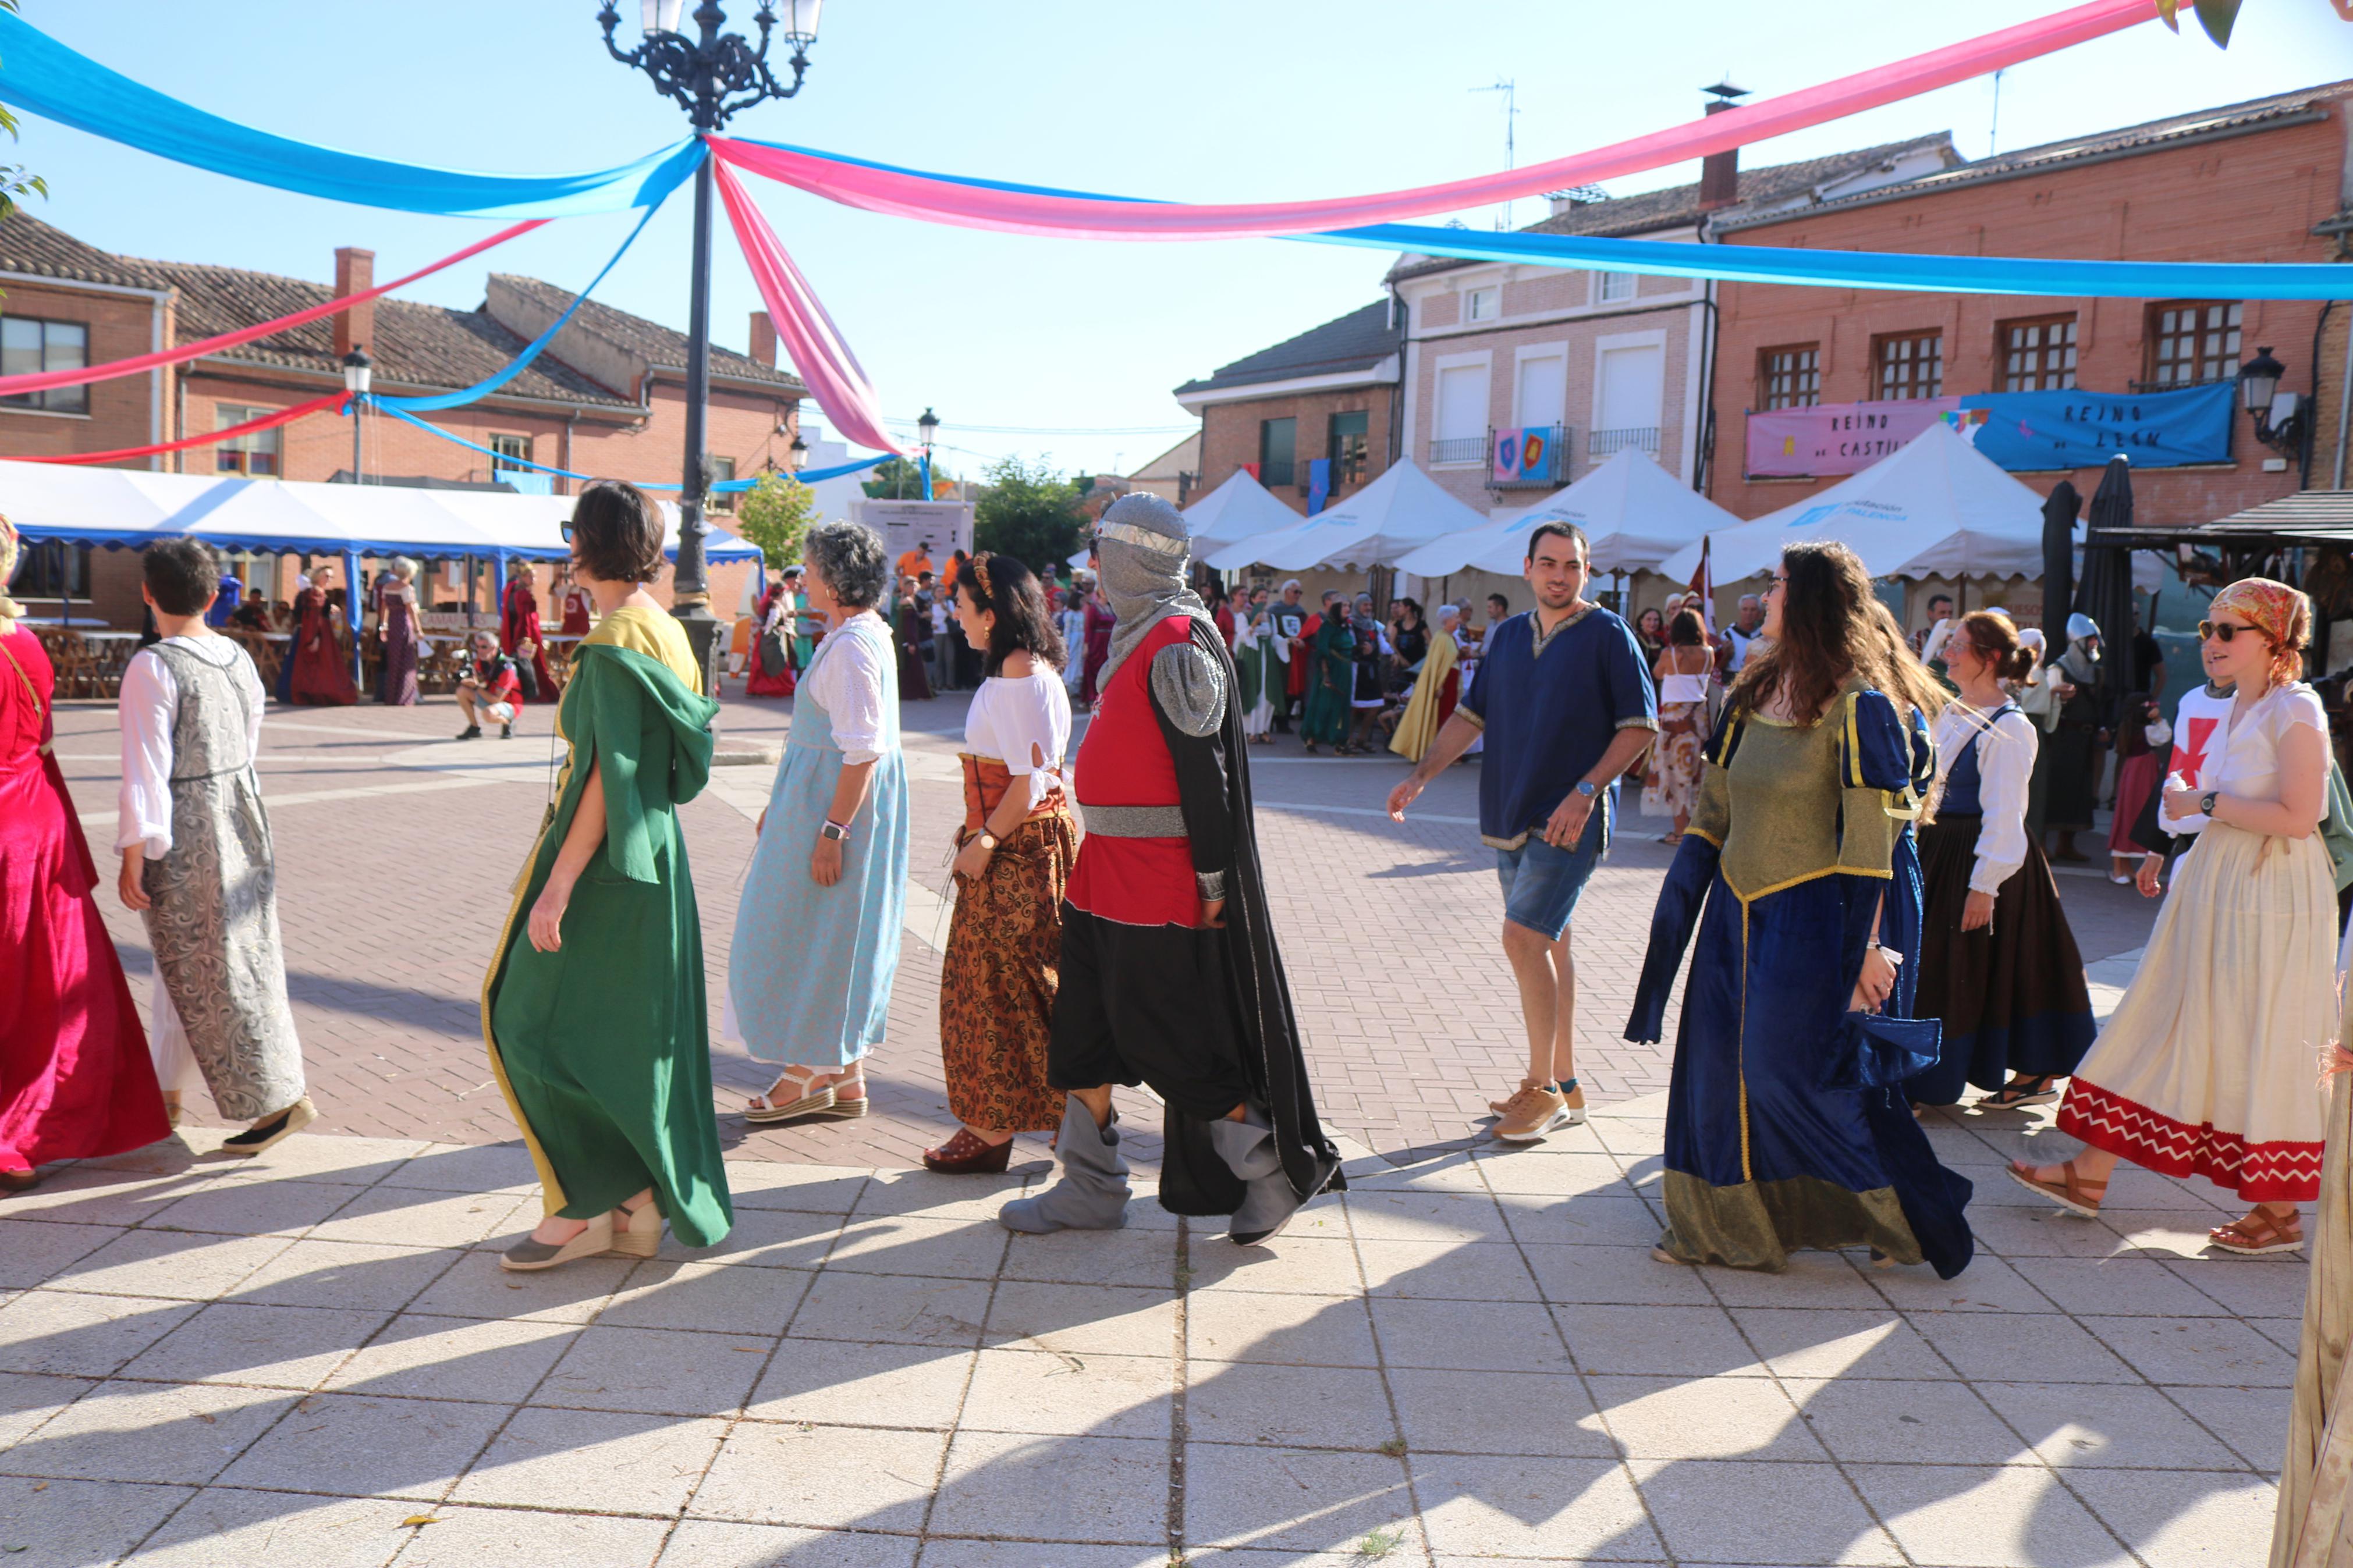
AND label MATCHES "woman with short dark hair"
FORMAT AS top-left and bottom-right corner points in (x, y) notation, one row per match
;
(1628, 541), (1974, 1277)
(927, 553), (1076, 1172)
(484, 481), (732, 1269)
(725, 520), (910, 1125)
